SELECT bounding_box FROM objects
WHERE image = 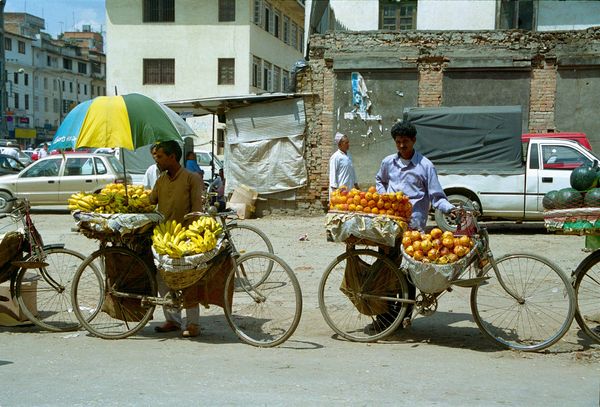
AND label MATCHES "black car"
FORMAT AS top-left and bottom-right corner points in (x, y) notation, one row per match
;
(0, 154), (25, 175)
